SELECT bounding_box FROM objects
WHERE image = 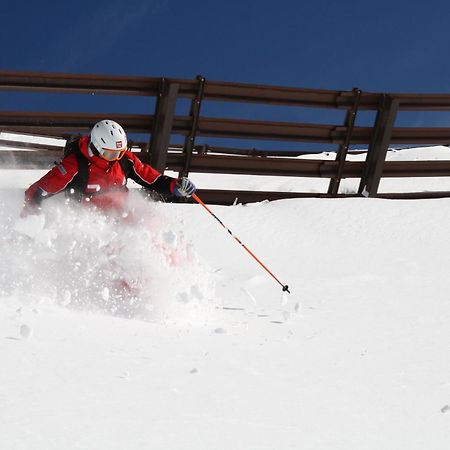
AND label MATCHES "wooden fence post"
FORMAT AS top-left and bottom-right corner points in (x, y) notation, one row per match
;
(179, 75), (206, 178)
(358, 95), (399, 197)
(146, 78), (179, 172)
(328, 88), (361, 196)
